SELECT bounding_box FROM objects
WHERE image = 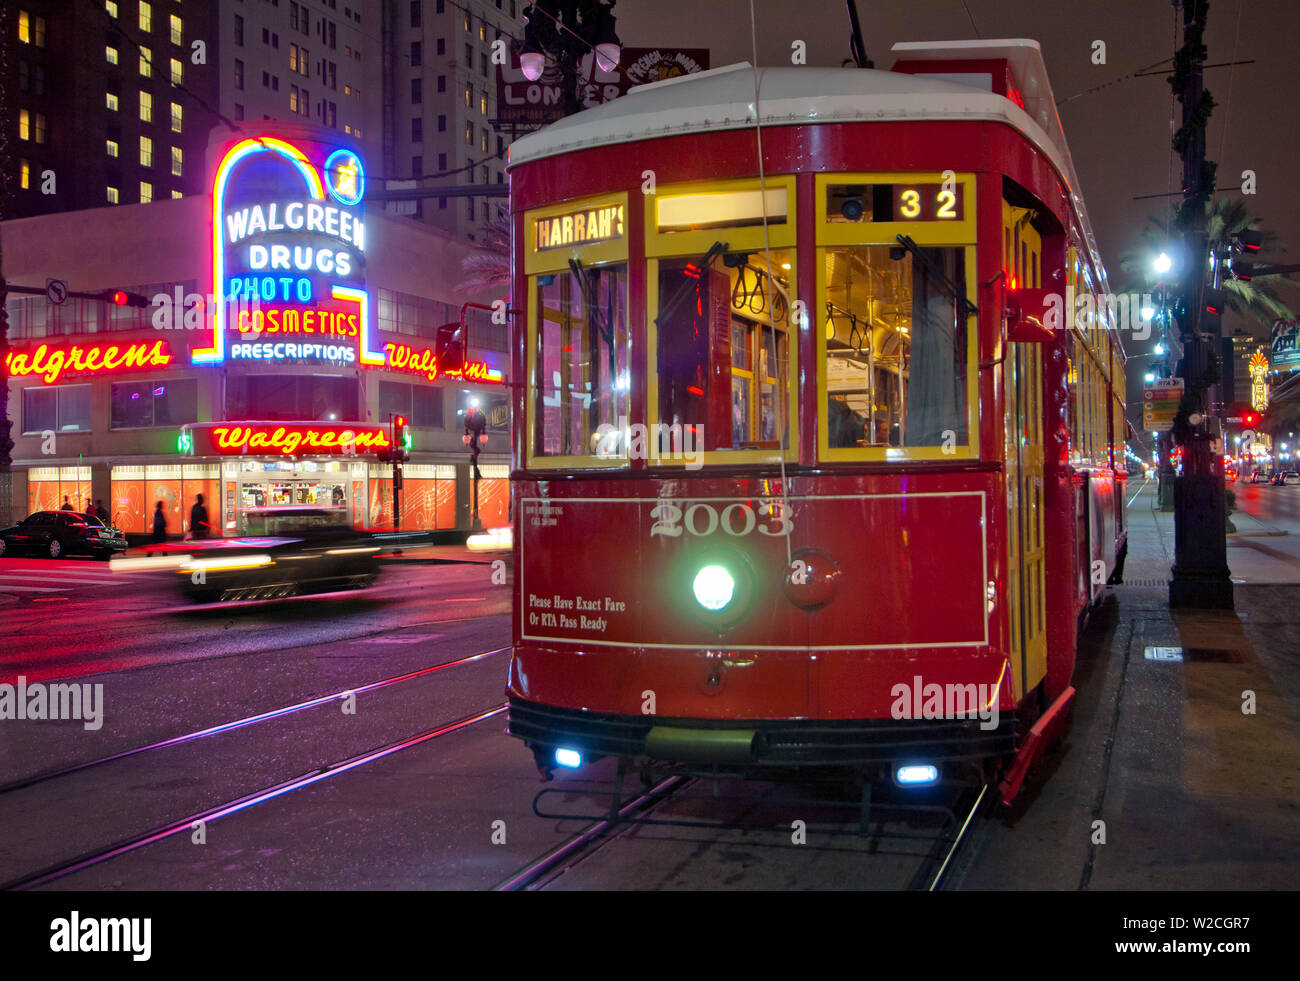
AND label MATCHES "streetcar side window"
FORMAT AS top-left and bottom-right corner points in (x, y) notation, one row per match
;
(655, 250), (791, 452)
(823, 245), (969, 451)
(532, 264), (630, 460)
